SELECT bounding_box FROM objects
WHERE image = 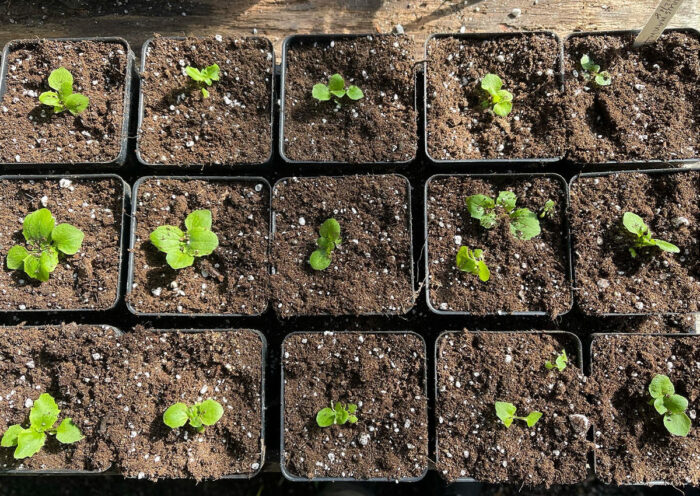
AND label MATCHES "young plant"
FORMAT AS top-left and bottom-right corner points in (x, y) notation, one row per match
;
(312, 74), (364, 103)
(185, 64), (220, 98)
(163, 399), (224, 433)
(309, 218), (341, 271)
(6, 208), (84, 282)
(456, 246), (490, 282)
(580, 55), (611, 86)
(38, 67), (89, 115)
(622, 212), (679, 258)
(545, 349), (568, 371)
(494, 401), (542, 428)
(150, 209), (219, 270)
(539, 199), (555, 219)
(316, 401), (358, 427)
(465, 191), (541, 241)
(648, 374), (691, 437)
(480, 73), (513, 117)
(1, 393), (83, 459)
